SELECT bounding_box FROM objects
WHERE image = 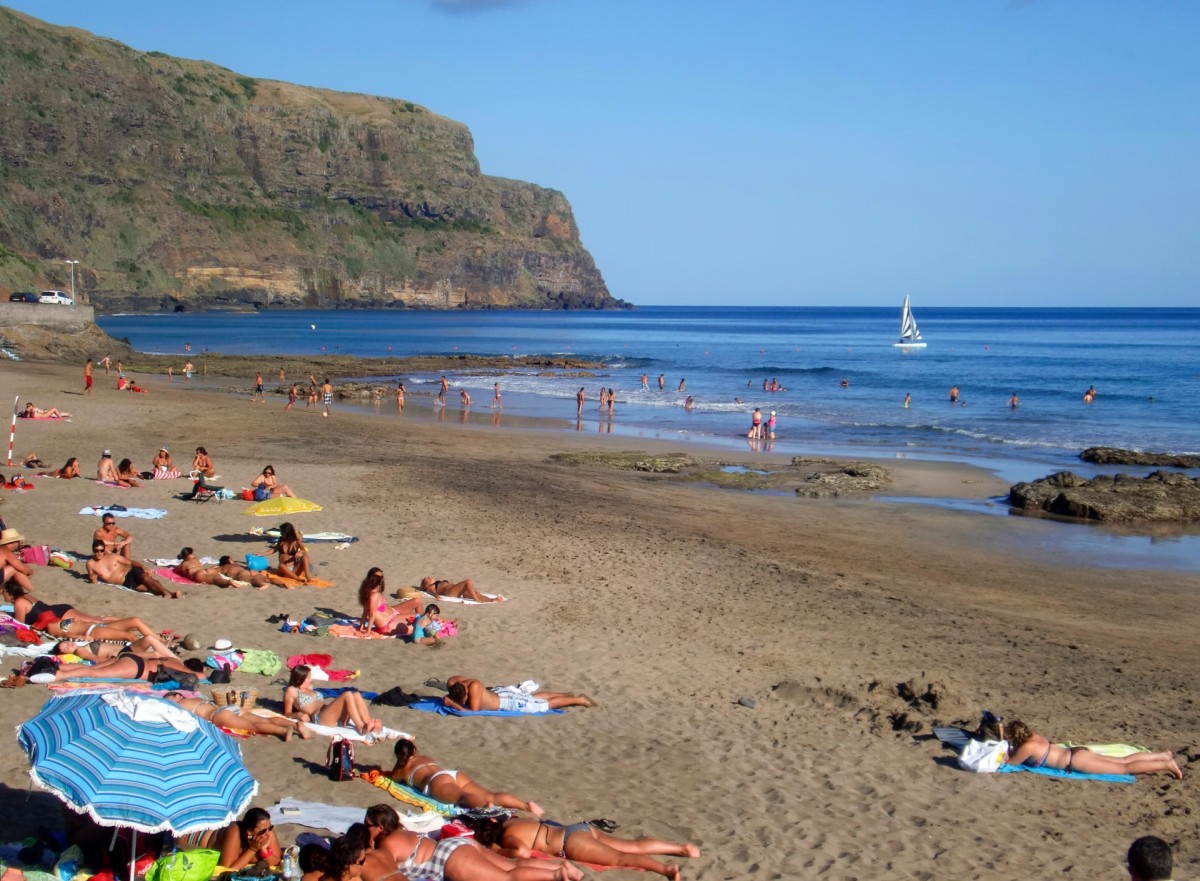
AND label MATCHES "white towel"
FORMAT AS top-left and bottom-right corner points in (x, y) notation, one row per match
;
(99, 690), (198, 732)
(267, 797), (443, 834)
